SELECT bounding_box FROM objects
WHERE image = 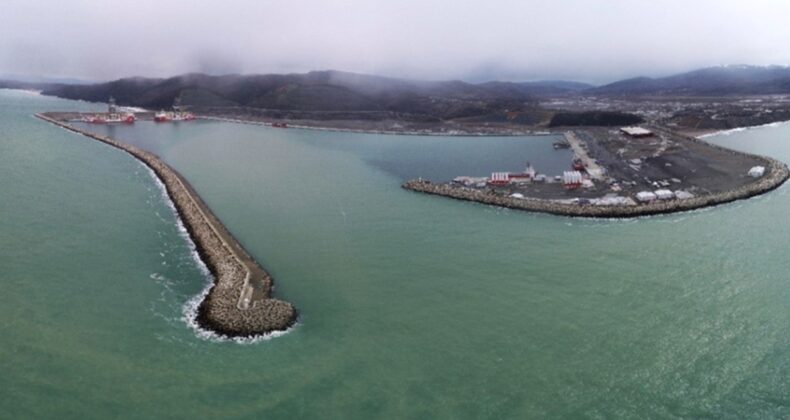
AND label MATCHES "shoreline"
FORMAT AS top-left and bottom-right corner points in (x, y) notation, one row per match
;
(203, 115), (790, 139)
(199, 116), (554, 137)
(36, 113), (297, 338)
(695, 120), (790, 139)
